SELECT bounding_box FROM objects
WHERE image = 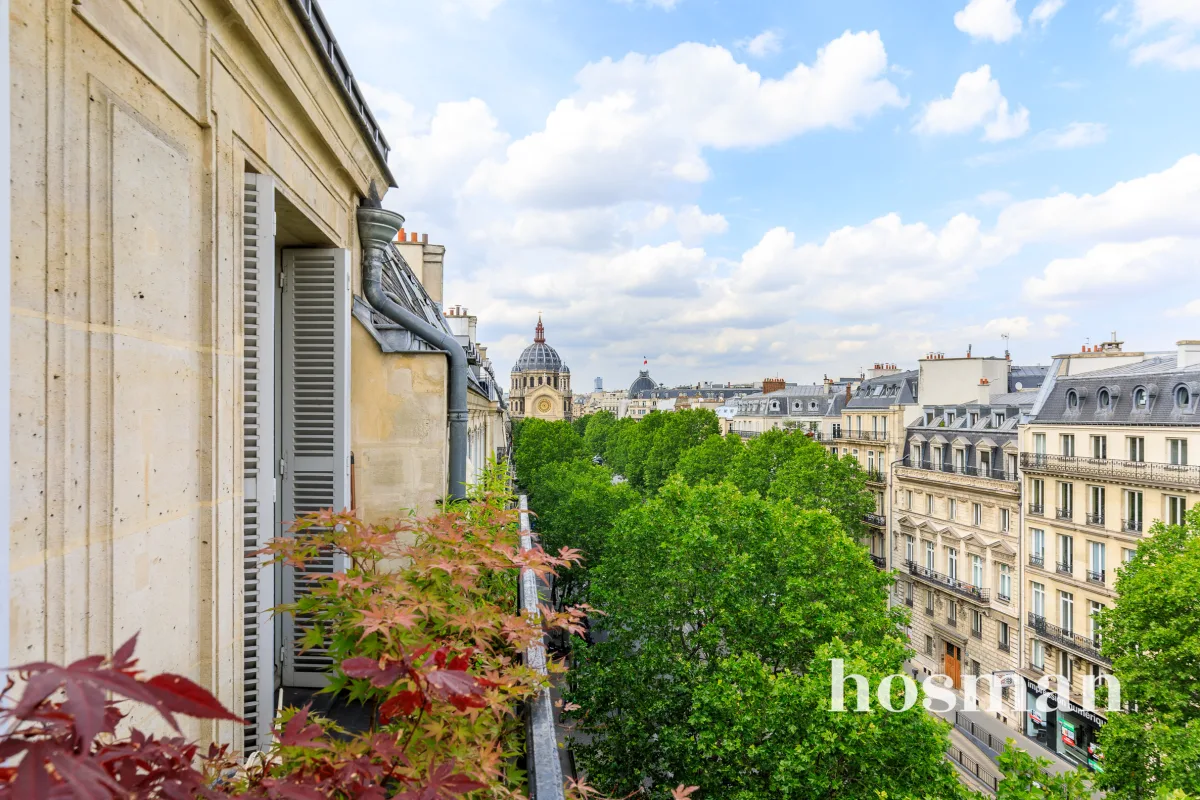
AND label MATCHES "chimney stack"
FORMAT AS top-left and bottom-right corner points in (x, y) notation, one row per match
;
(1179, 340), (1200, 370)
